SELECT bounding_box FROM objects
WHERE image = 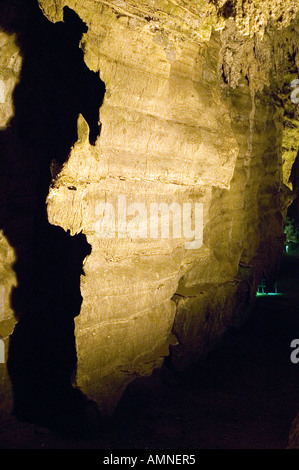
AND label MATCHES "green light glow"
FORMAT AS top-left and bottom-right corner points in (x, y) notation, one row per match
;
(256, 292), (284, 297)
